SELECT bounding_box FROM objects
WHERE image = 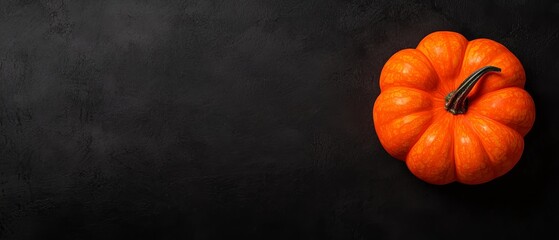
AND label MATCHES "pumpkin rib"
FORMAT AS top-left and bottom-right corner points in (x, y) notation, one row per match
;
(406, 112), (456, 184)
(463, 51), (526, 98)
(456, 41), (507, 89)
(416, 32), (468, 94)
(373, 86), (434, 125)
(461, 50), (508, 93)
(415, 45), (450, 94)
(468, 87), (535, 136)
(467, 83), (511, 106)
(467, 111), (517, 135)
(378, 109), (434, 129)
(445, 114), (457, 182)
(466, 113), (524, 177)
(469, 117), (498, 178)
(412, 49), (449, 99)
(448, 115), (457, 184)
(379, 49), (441, 93)
(454, 117), (497, 184)
(375, 110), (434, 160)
(459, 40), (507, 75)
